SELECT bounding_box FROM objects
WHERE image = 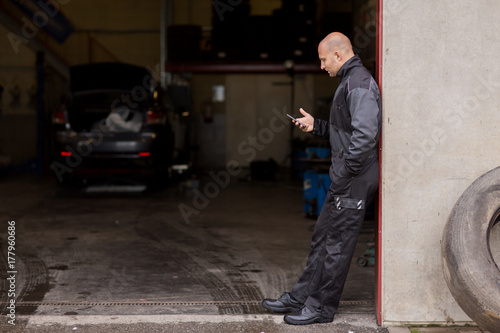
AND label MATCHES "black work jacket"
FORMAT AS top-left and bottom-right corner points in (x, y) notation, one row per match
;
(312, 55), (381, 178)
